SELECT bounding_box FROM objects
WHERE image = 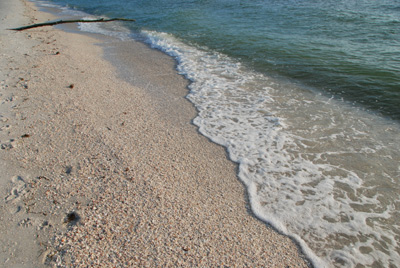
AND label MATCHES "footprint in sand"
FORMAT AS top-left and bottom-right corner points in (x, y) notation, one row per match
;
(0, 124), (11, 131)
(1, 139), (17, 150)
(0, 80), (8, 90)
(18, 217), (50, 230)
(5, 176), (28, 214)
(5, 175), (27, 203)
